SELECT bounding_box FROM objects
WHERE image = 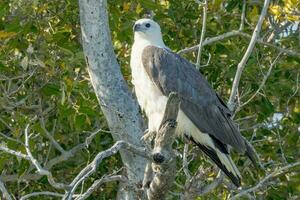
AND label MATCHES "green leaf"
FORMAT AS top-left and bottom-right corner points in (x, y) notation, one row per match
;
(225, 0), (239, 12)
(41, 83), (60, 96)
